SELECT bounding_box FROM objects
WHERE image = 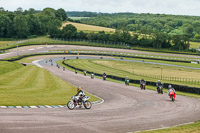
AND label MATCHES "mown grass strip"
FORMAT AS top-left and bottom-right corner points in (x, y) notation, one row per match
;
(0, 61), (99, 106)
(138, 121), (200, 133)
